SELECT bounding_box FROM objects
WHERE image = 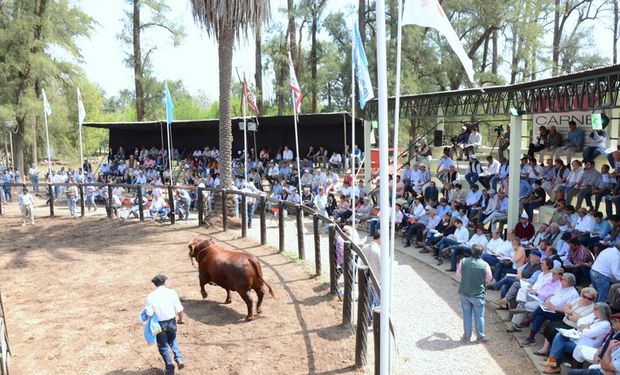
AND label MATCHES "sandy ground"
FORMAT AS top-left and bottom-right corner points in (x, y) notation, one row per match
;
(0, 201), (361, 375)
